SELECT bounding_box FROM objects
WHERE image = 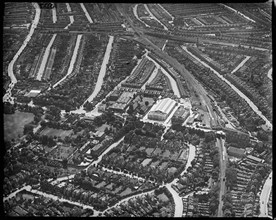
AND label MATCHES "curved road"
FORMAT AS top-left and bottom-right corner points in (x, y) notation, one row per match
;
(3, 3), (41, 104)
(144, 4), (168, 30)
(267, 68), (272, 80)
(85, 35), (114, 103)
(259, 171), (272, 217)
